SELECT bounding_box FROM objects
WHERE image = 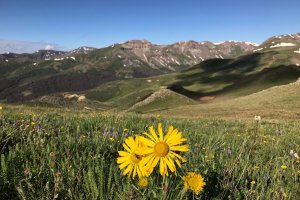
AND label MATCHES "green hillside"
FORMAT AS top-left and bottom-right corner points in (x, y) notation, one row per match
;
(70, 45), (300, 113)
(157, 81), (300, 119)
(1, 34), (300, 115)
